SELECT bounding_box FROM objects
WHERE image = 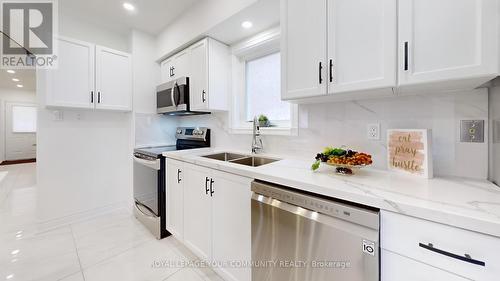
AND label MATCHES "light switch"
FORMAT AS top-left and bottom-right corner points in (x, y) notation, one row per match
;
(460, 120), (484, 143)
